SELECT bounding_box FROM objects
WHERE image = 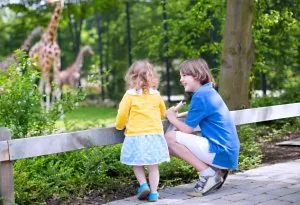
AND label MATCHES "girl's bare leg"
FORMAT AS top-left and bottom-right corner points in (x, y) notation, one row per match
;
(133, 165), (147, 185)
(148, 164), (159, 193)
